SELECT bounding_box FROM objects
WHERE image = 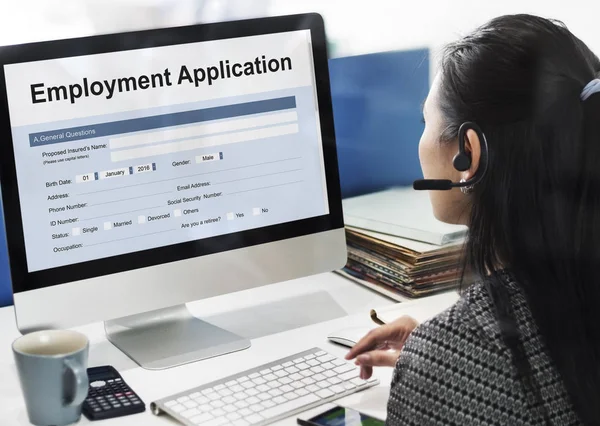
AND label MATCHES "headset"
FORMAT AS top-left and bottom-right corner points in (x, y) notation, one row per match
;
(413, 121), (489, 191)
